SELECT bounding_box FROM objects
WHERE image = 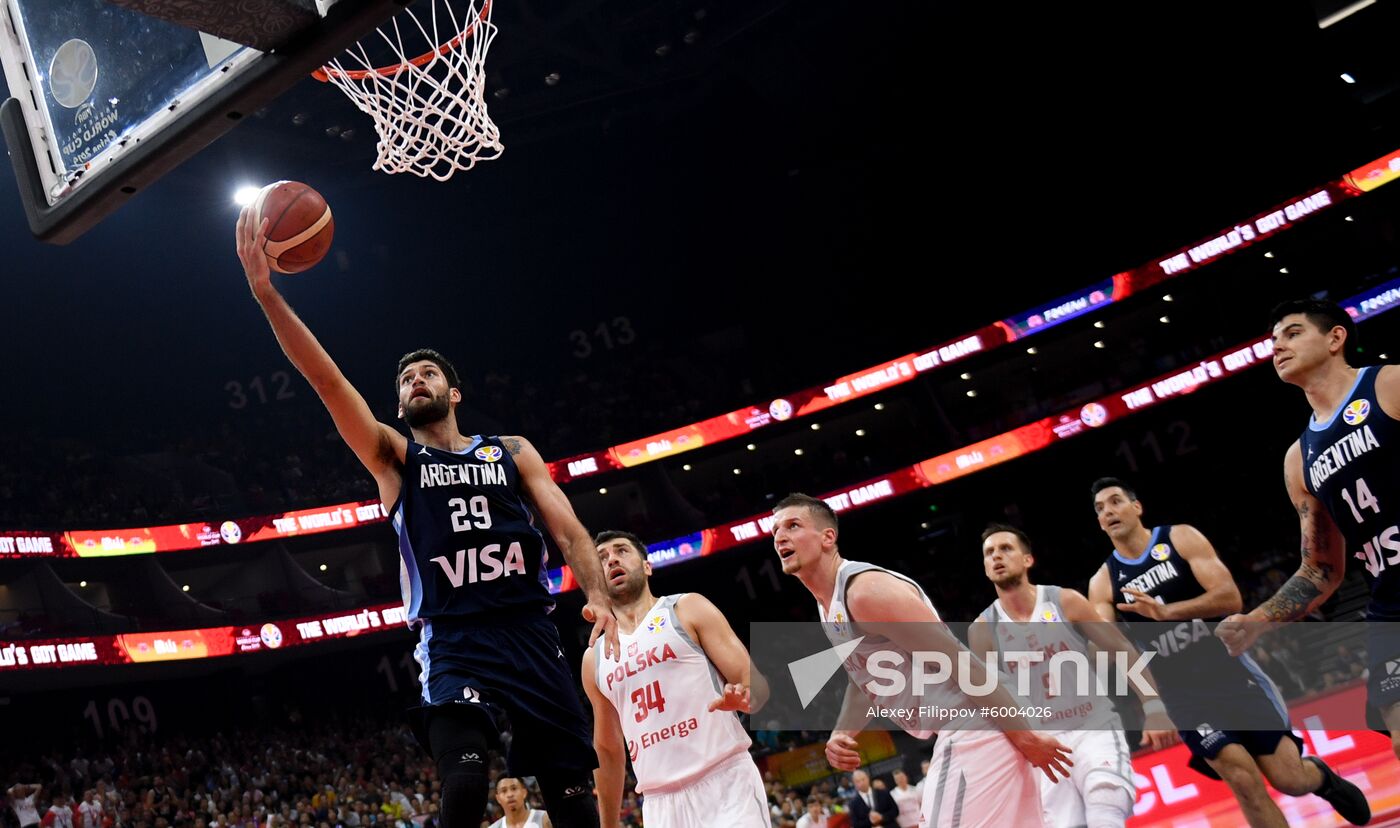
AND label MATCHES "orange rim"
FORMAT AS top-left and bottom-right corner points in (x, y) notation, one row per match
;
(312, 0), (492, 82)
